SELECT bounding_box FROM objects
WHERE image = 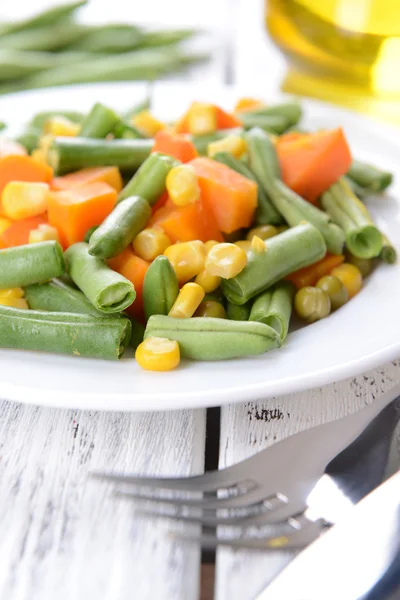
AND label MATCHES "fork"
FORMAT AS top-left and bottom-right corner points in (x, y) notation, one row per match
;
(92, 382), (400, 550)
